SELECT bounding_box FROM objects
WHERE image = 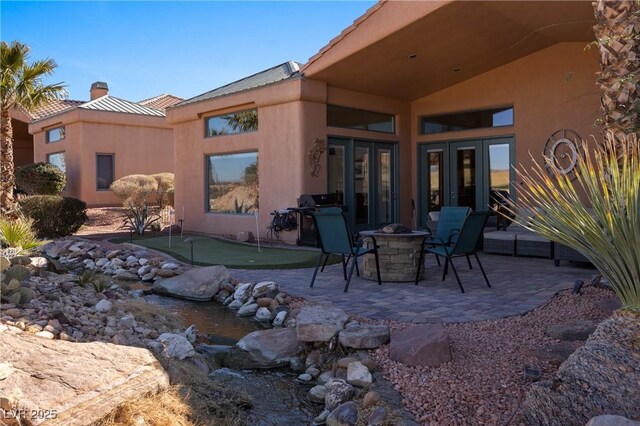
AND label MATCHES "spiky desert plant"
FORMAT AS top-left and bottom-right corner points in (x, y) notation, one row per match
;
(592, 0), (640, 139)
(0, 214), (46, 255)
(505, 132), (639, 310)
